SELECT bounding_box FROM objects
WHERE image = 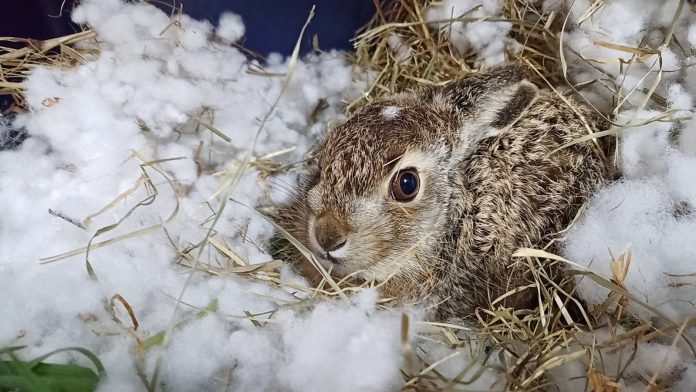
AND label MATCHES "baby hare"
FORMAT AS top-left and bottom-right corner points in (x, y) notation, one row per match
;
(274, 64), (614, 321)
